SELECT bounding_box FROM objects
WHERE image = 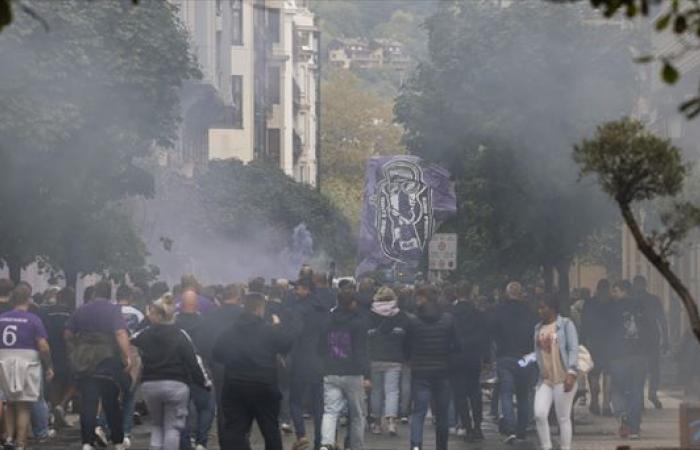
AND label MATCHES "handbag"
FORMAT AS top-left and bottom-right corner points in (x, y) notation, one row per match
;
(577, 344), (594, 373)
